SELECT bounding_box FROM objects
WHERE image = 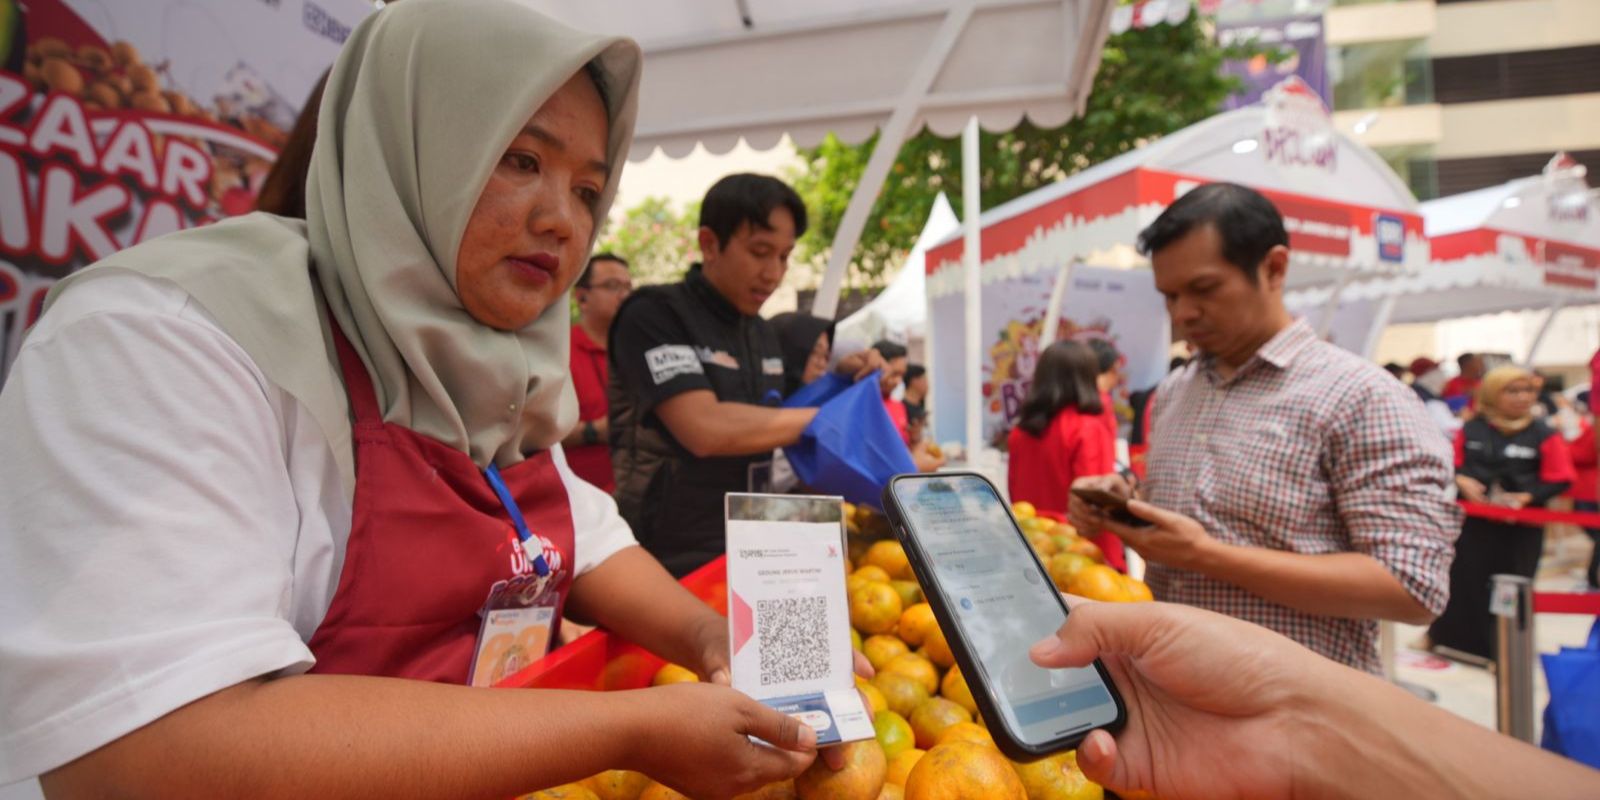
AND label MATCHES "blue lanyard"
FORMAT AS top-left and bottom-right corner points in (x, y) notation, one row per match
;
(484, 463), (550, 577)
